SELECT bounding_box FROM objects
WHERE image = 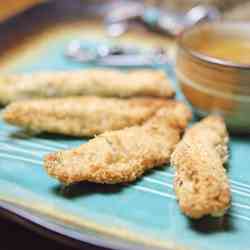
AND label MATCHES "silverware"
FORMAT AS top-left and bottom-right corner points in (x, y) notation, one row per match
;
(65, 41), (170, 67)
(65, 3), (220, 67)
(105, 3), (220, 37)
